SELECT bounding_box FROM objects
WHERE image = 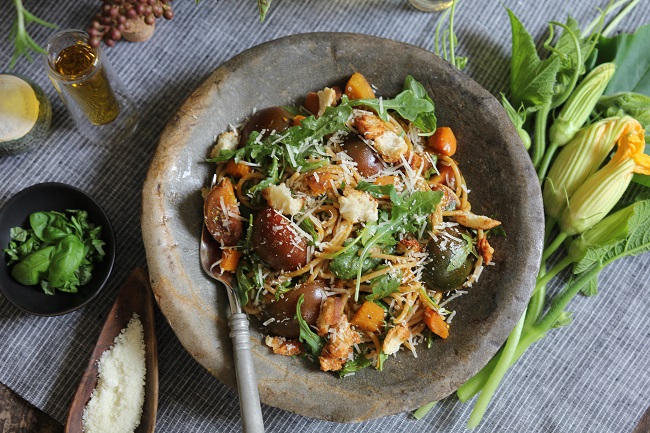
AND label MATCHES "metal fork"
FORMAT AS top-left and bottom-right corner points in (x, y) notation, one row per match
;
(200, 188), (264, 433)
